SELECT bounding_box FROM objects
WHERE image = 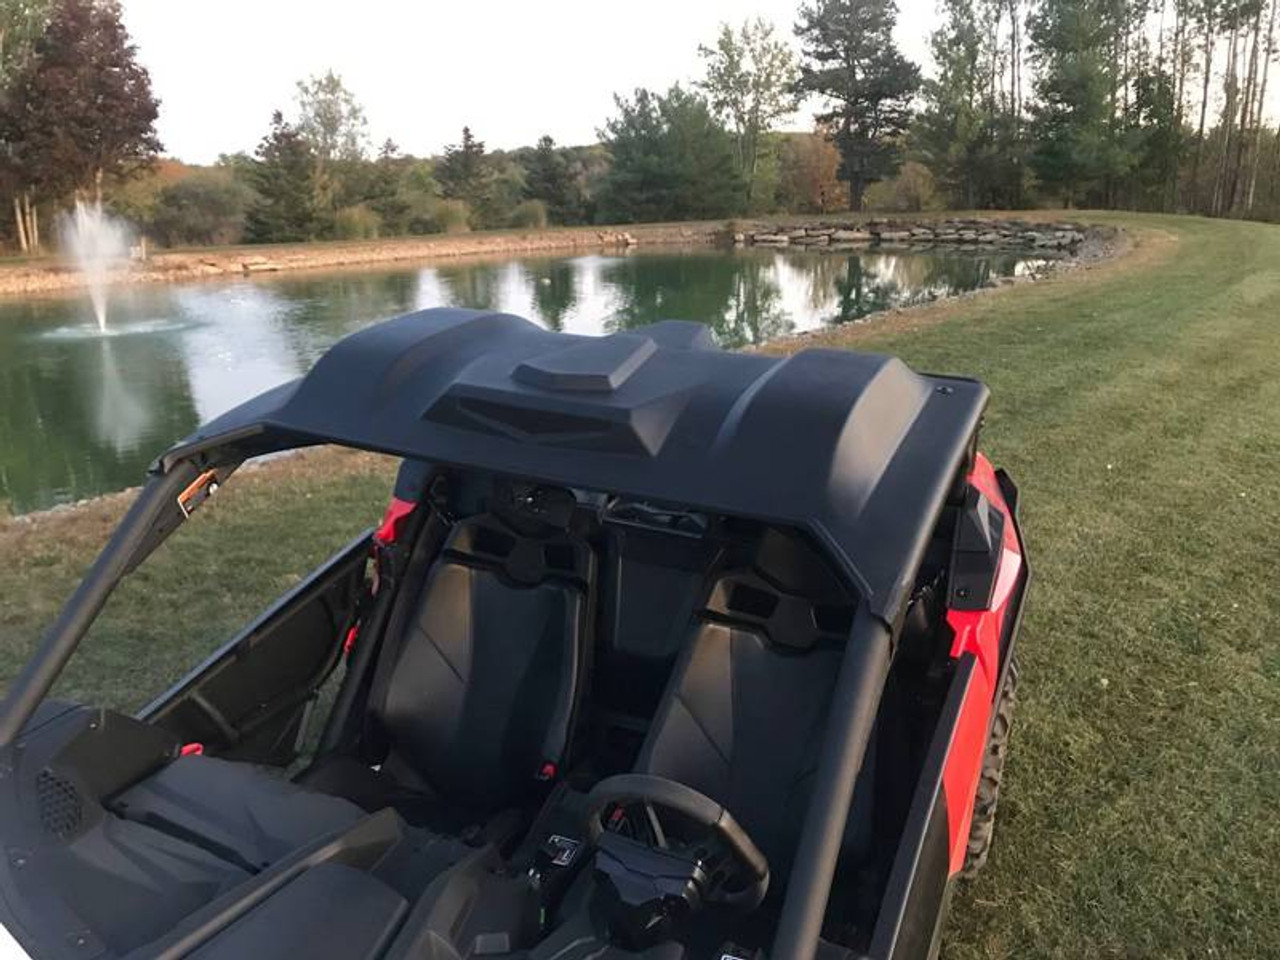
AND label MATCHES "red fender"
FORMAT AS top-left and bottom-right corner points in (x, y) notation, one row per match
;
(941, 453), (1024, 875)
